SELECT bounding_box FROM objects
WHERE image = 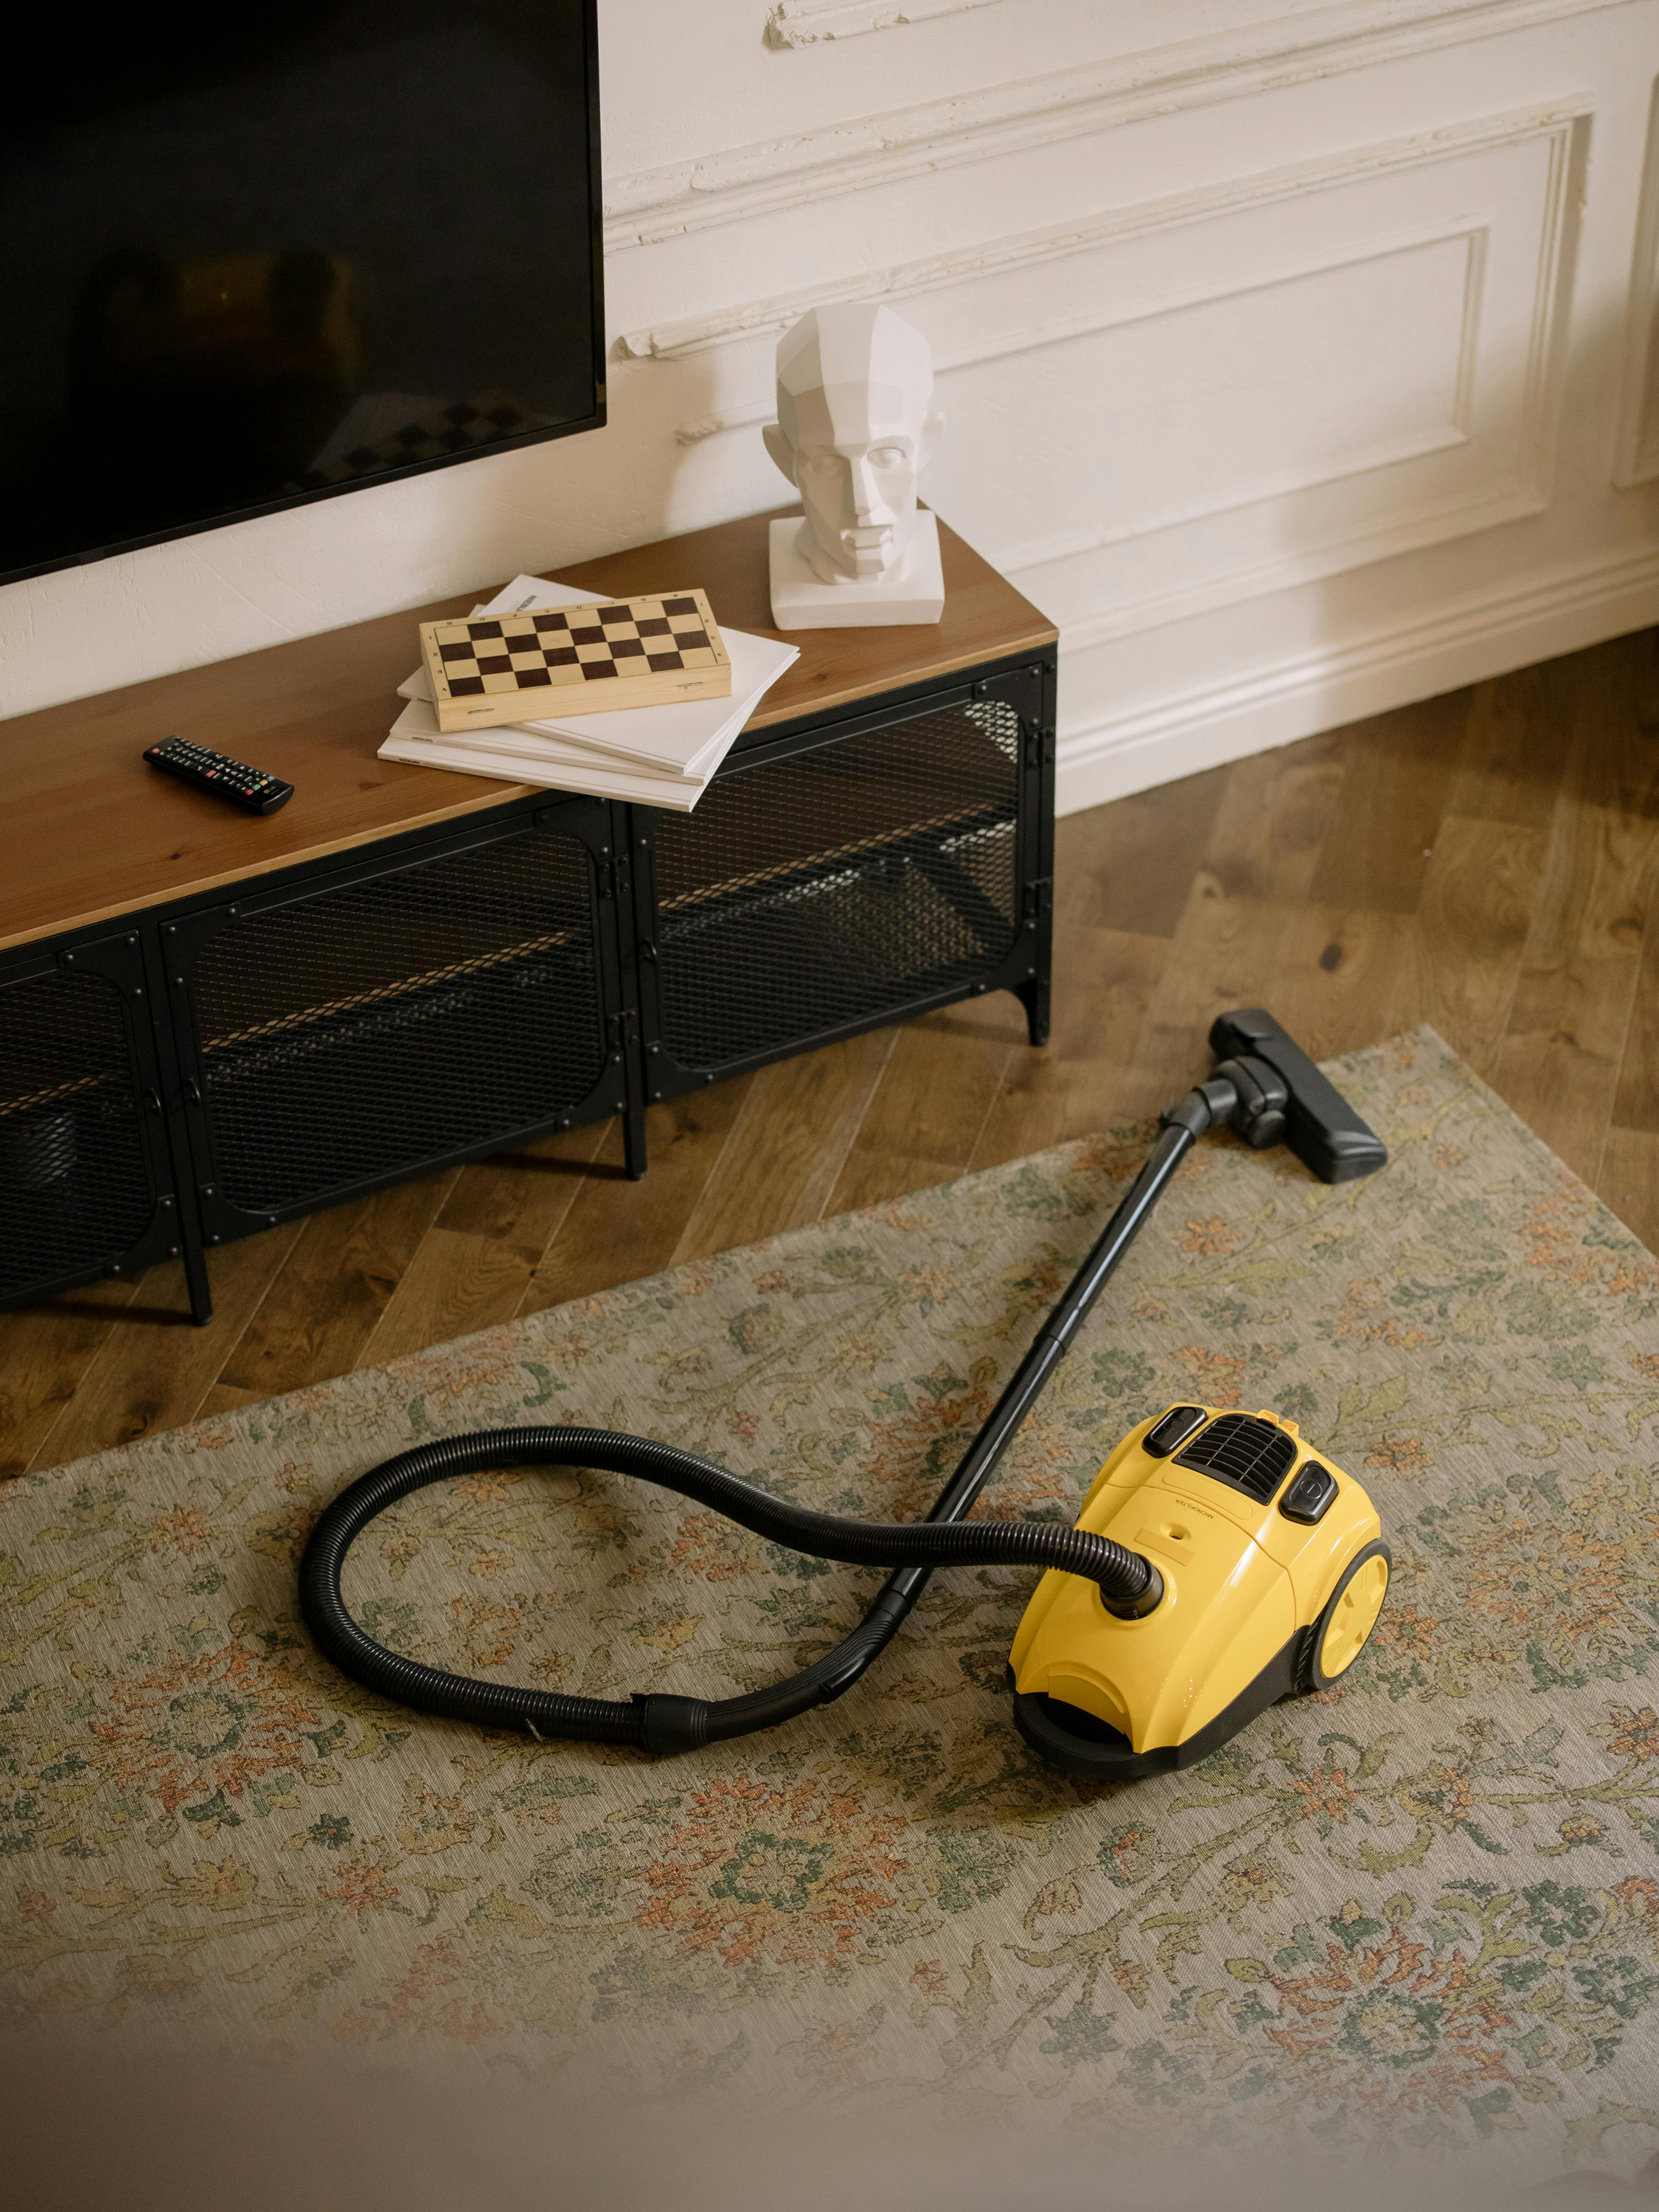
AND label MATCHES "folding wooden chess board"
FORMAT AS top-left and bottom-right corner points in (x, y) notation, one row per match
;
(420, 588), (731, 730)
